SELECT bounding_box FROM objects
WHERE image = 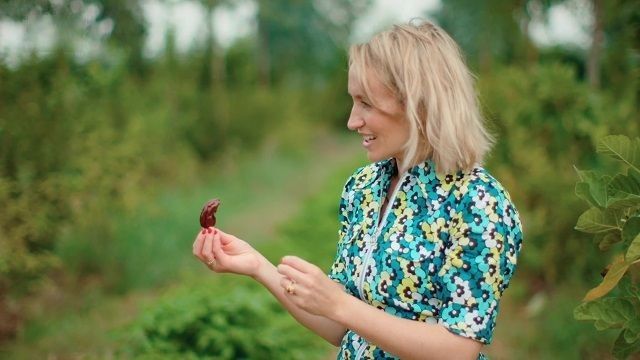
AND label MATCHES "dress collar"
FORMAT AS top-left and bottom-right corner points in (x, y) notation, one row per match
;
(352, 158), (437, 190)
